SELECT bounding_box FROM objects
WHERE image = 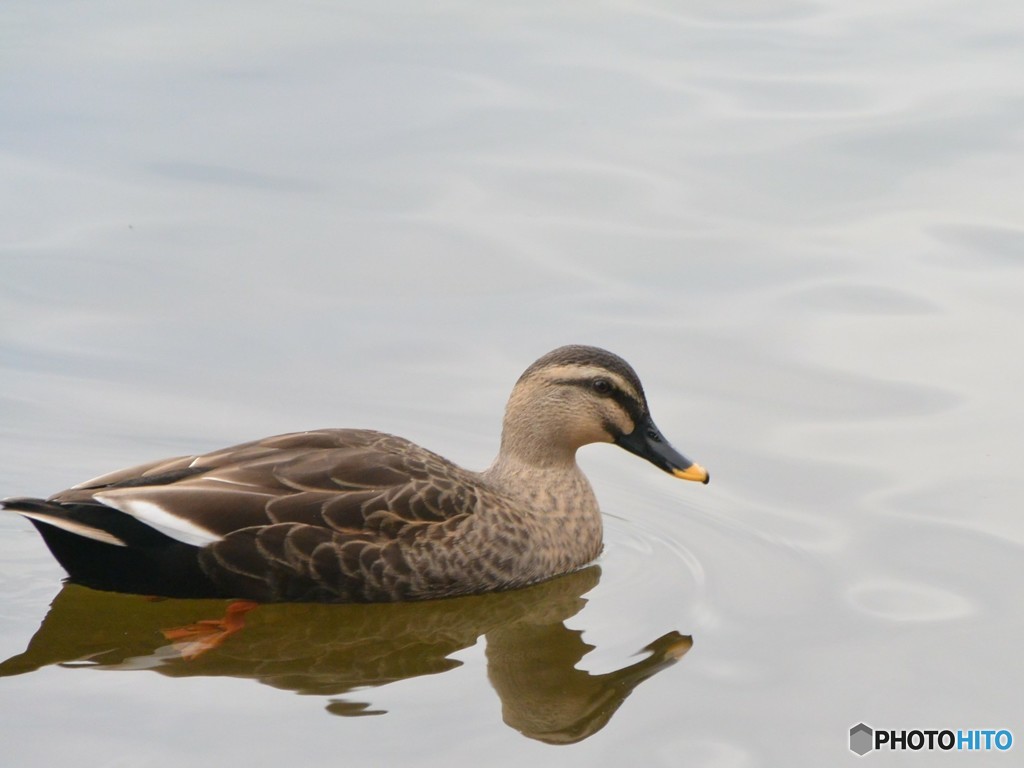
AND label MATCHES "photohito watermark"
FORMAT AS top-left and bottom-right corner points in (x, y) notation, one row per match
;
(849, 723), (1014, 756)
